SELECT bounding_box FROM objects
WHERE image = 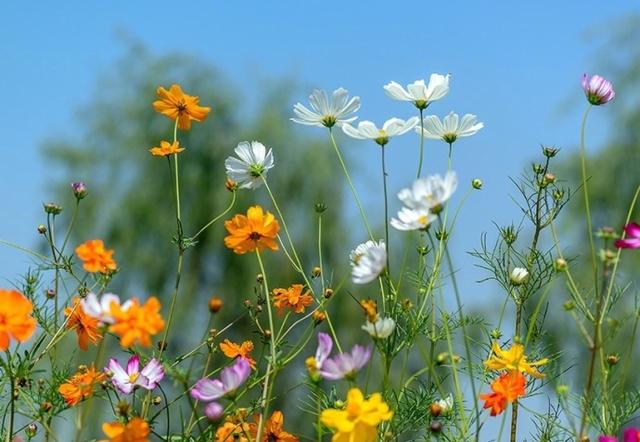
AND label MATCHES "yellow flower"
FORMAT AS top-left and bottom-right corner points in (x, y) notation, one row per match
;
(320, 388), (393, 442)
(153, 84), (210, 130)
(484, 341), (548, 378)
(148, 140), (185, 157)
